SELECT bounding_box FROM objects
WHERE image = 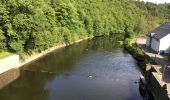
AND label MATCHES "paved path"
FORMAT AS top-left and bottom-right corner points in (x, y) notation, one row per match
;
(137, 37), (170, 83)
(137, 37), (170, 99)
(136, 37), (169, 67)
